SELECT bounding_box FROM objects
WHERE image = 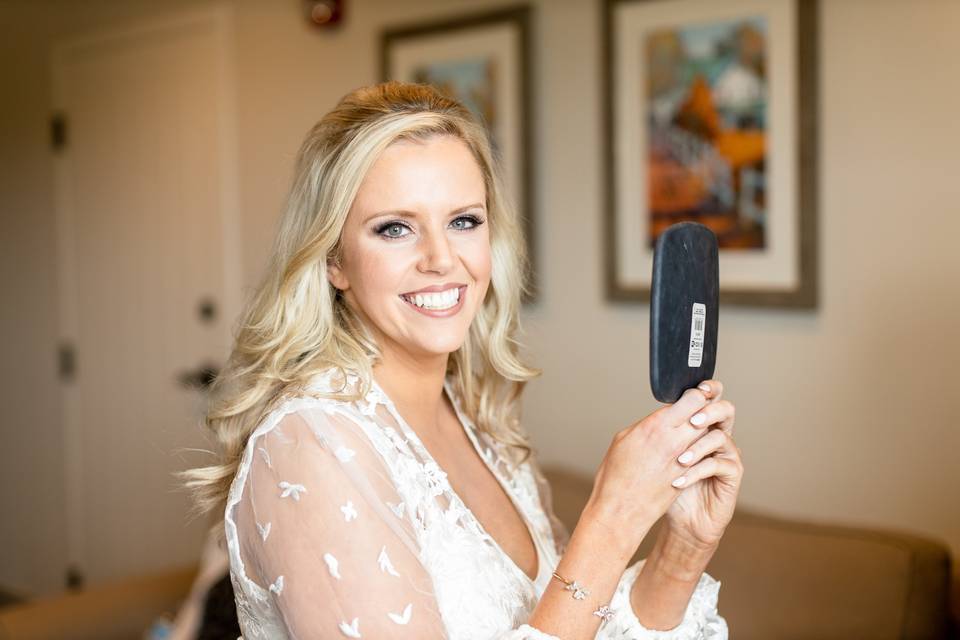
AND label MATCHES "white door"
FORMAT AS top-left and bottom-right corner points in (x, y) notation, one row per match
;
(53, 7), (240, 586)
